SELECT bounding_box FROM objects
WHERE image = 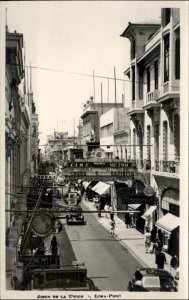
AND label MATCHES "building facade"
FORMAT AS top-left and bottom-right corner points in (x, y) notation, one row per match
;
(121, 8), (180, 255)
(5, 29), (40, 288)
(81, 97), (123, 158)
(100, 107), (130, 159)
